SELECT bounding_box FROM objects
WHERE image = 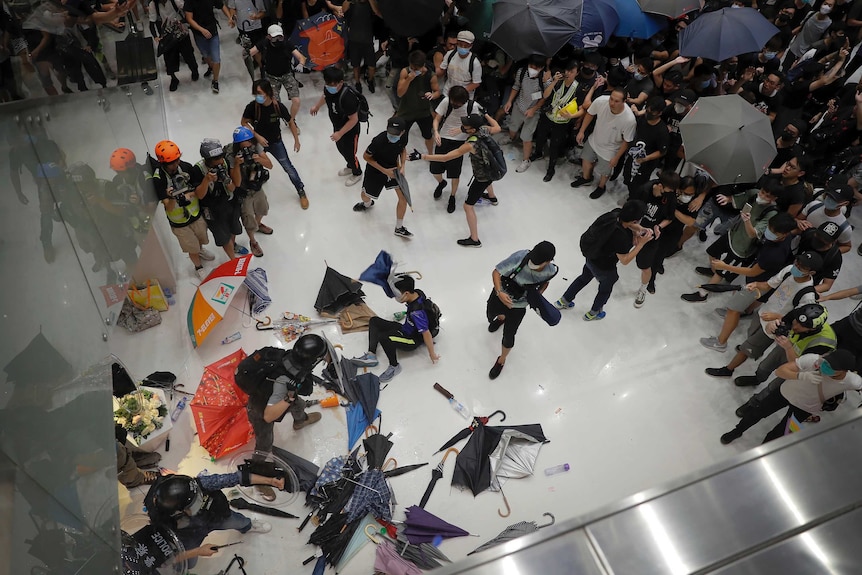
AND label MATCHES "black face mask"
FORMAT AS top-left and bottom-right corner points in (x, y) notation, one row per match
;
(460, 125), (470, 134)
(780, 130), (795, 141)
(271, 38), (284, 45)
(581, 68), (596, 77)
